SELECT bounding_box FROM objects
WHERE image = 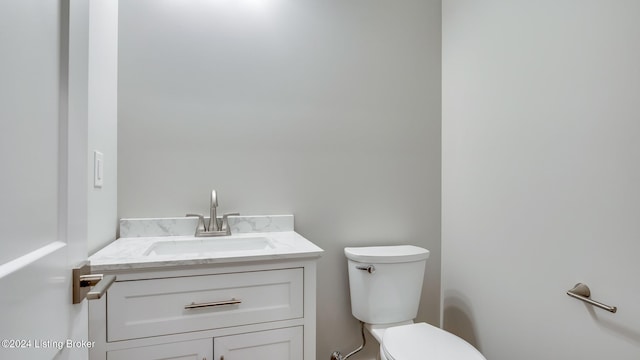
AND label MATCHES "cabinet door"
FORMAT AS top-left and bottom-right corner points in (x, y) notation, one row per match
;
(213, 327), (303, 360)
(107, 338), (213, 360)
